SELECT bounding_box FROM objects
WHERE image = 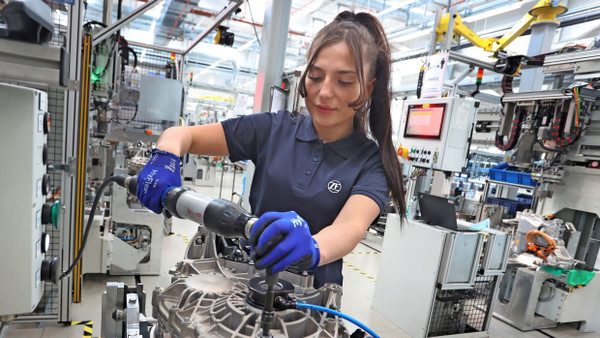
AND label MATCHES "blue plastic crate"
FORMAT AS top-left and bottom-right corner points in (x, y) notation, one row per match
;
(516, 194), (533, 204)
(488, 162), (537, 187)
(486, 197), (531, 216)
